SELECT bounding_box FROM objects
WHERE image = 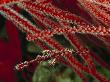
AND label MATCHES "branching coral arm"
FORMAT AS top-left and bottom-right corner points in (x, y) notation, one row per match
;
(77, 0), (110, 27)
(20, 1), (88, 25)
